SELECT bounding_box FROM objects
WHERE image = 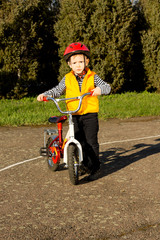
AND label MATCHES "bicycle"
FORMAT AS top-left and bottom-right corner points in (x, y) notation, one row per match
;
(40, 92), (92, 185)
